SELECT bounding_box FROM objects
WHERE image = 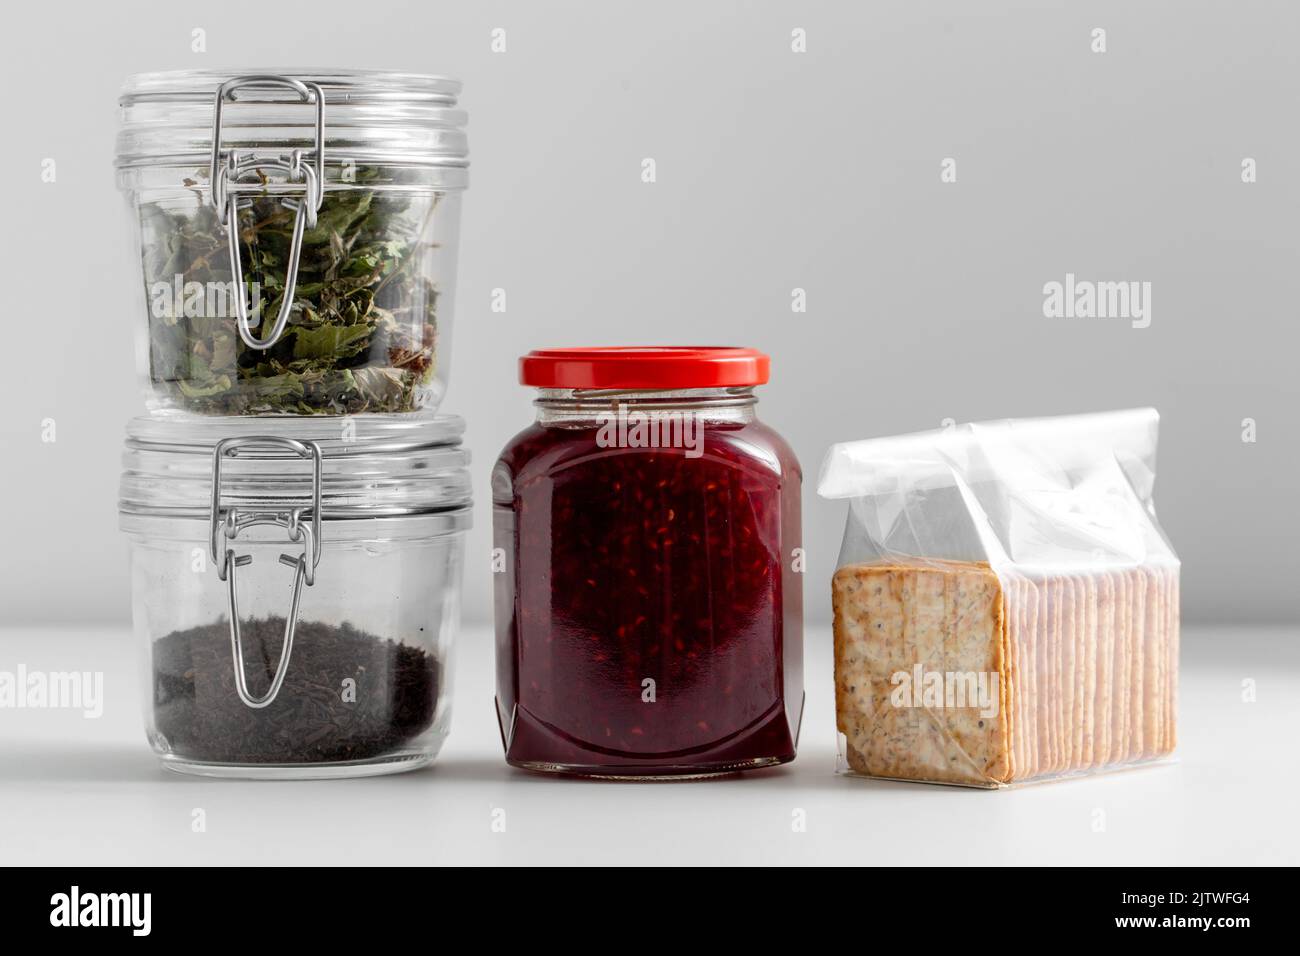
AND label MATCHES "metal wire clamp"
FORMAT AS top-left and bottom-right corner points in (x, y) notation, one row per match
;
(209, 74), (326, 351)
(209, 436), (324, 709)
